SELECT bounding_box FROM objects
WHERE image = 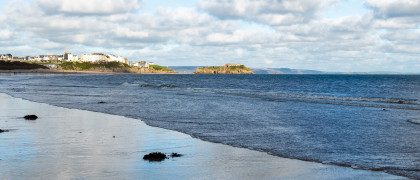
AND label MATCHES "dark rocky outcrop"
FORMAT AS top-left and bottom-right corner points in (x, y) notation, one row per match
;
(143, 152), (167, 161)
(24, 115), (38, 120)
(0, 129), (8, 133)
(170, 153), (183, 157)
